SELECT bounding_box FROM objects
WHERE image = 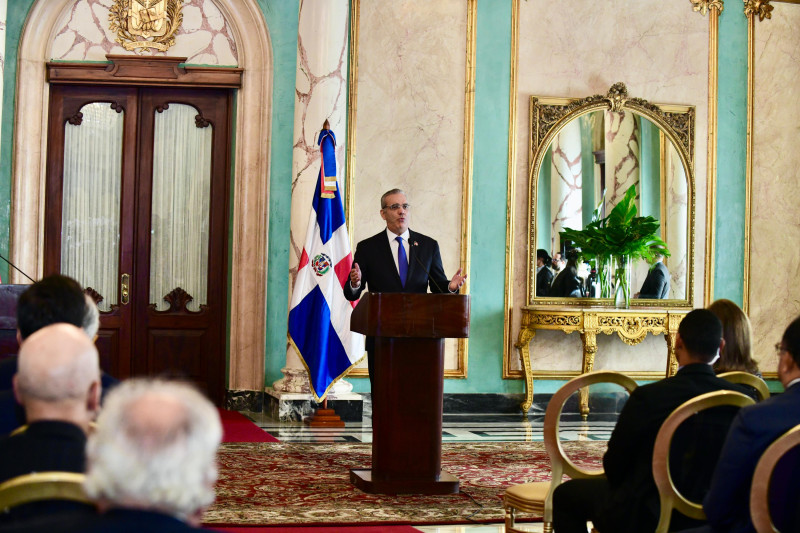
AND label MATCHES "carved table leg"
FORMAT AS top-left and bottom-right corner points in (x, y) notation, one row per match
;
(579, 331), (598, 420)
(665, 331), (678, 377)
(515, 327), (536, 412)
